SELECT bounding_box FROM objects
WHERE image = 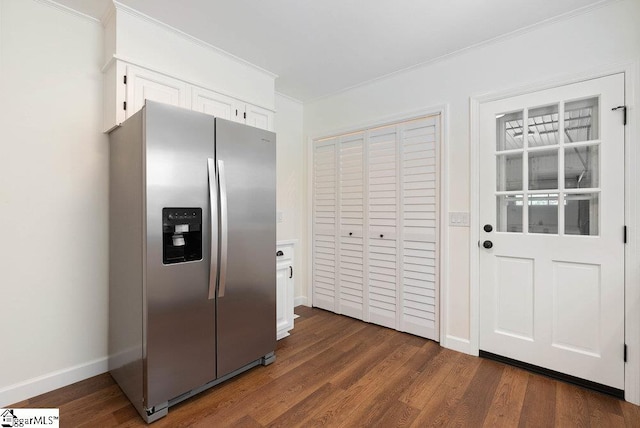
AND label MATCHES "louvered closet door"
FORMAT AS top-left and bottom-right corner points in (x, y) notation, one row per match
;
(367, 126), (399, 329)
(338, 133), (365, 319)
(312, 115), (440, 341)
(313, 139), (338, 311)
(399, 117), (439, 340)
